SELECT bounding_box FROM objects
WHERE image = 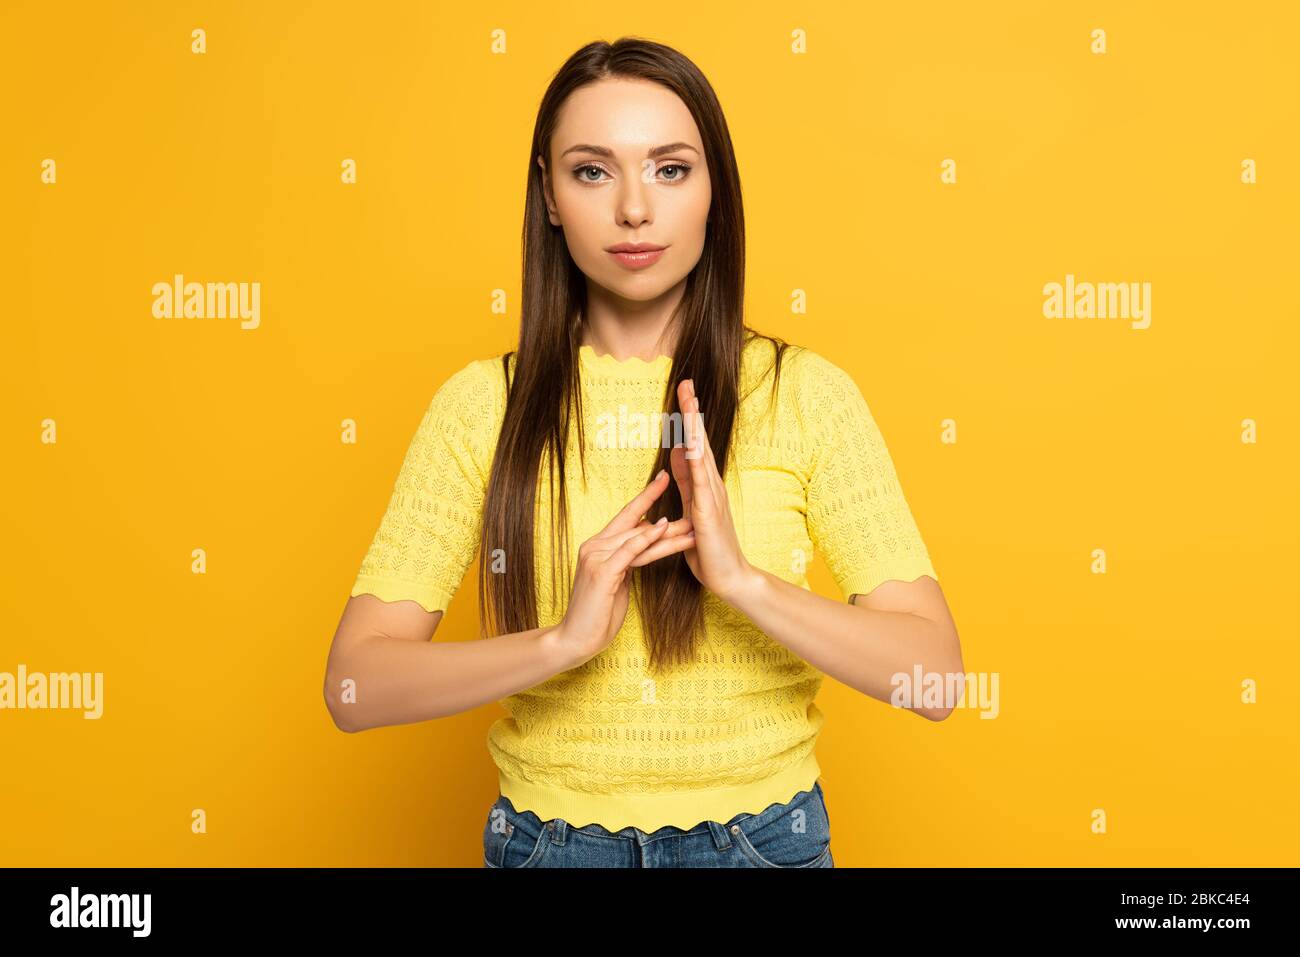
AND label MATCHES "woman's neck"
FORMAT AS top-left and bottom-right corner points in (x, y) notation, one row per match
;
(579, 287), (683, 362)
